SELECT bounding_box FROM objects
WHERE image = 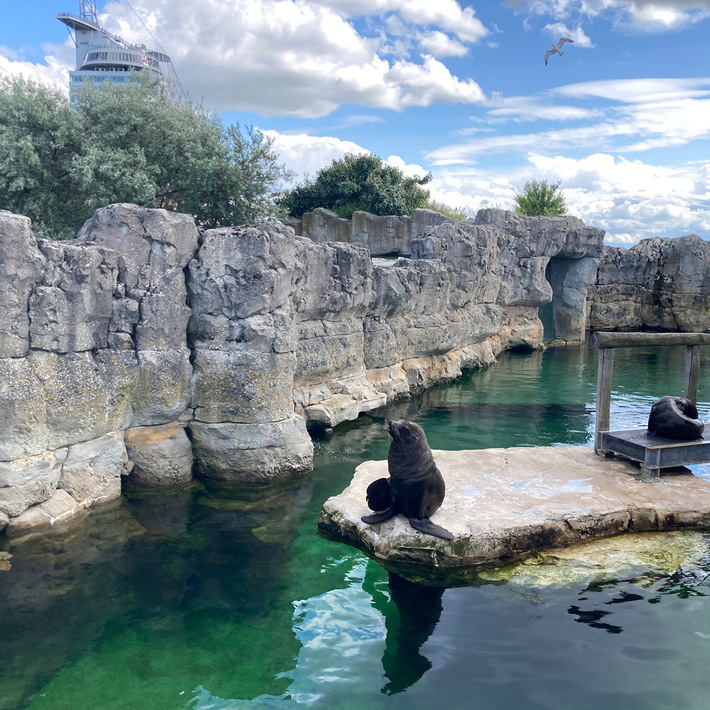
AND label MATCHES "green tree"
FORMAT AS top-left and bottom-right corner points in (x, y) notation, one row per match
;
(279, 153), (432, 219)
(513, 179), (567, 217)
(0, 76), (290, 239)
